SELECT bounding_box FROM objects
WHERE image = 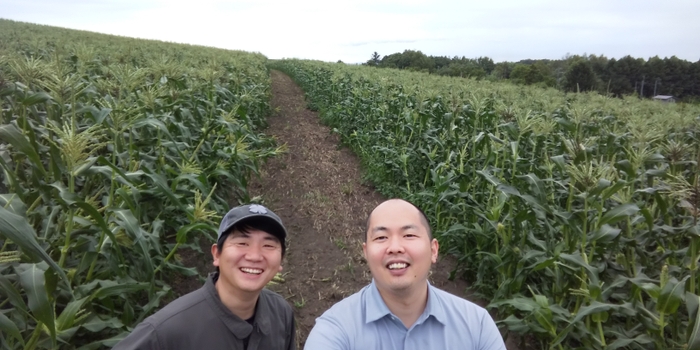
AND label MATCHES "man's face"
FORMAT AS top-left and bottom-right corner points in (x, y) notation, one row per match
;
(211, 229), (283, 295)
(363, 200), (438, 296)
